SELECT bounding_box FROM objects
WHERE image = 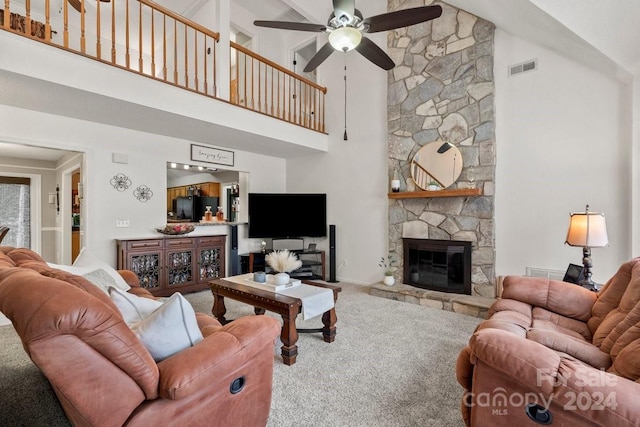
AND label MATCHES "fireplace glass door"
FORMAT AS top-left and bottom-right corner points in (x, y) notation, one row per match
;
(403, 239), (471, 294)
